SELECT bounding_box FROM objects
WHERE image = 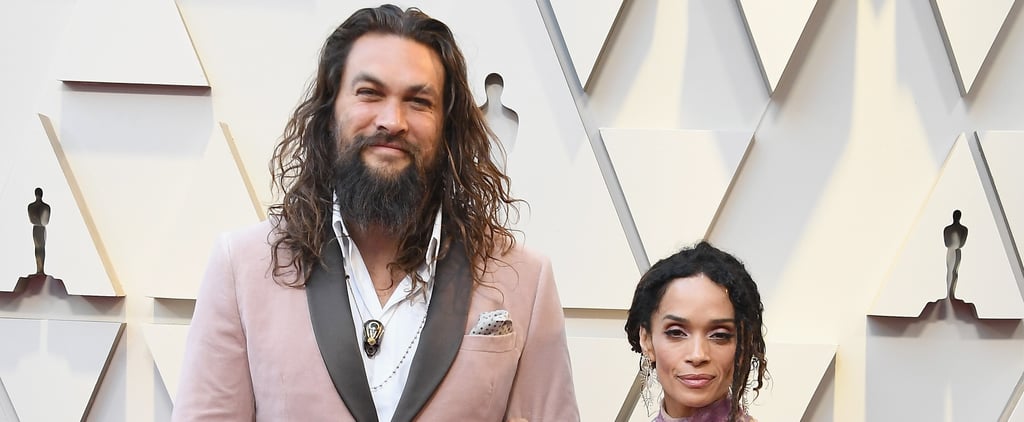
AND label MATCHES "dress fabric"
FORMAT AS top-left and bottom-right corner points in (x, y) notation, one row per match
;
(651, 397), (753, 422)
